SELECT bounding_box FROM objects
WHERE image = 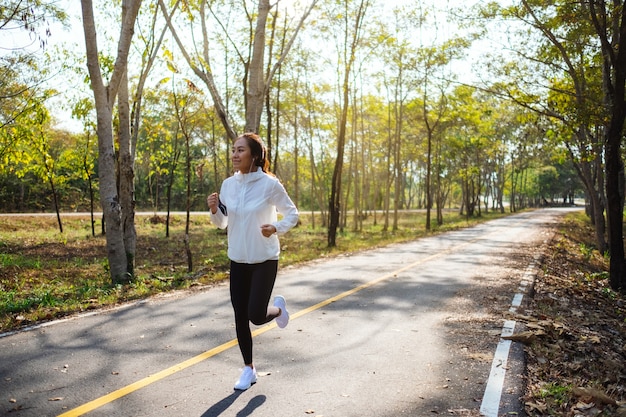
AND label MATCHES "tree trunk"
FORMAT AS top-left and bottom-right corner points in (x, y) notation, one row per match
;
(80, 0), (141, 284)
(118, 69), (136, 277)
(435, 132), (444, 225)
(49, 175), (63, 234)
(185, 122), (193, 273)
(567, 141), (607, 254)
(328, 0), (369, 247)
(328, 102), (346, 246)
(425, 129), (432, 230)
(393, 90), (402, 232)
(246, 0), (270, 133)
(605, 121), (626, 291)
(83, 132), (96, 237)
(96, 110), (128, 282)
(382, 104), (392, 232)
(165, 125), (181, 238)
